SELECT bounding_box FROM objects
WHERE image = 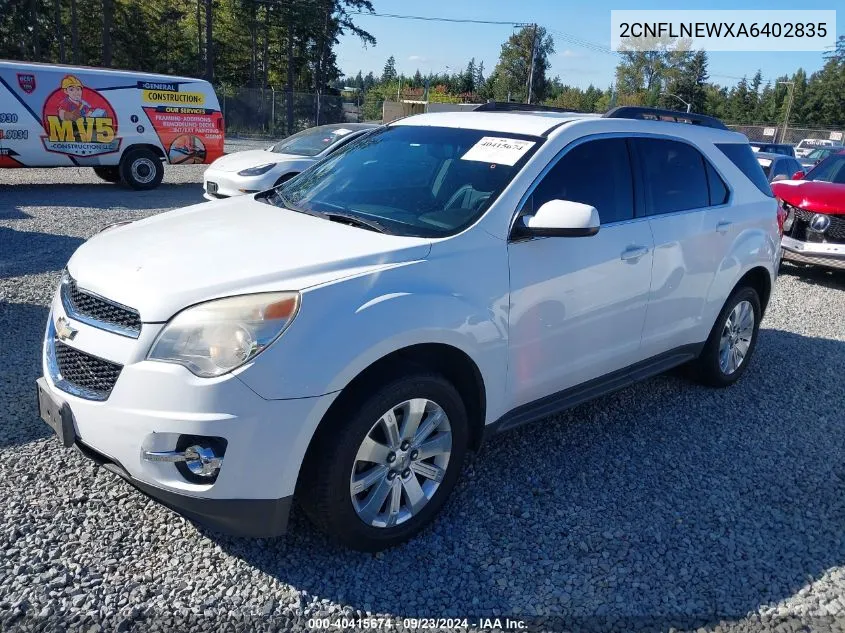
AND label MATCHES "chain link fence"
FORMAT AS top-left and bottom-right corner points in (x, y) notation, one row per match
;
(727, 124), (845, 146)
(217, 88), (383, 140)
